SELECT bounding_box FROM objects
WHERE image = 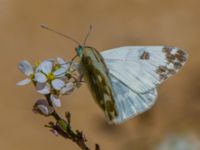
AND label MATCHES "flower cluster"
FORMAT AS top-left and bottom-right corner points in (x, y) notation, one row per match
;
(17, 55), (100, 150)
(17, 57), (82, 114)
